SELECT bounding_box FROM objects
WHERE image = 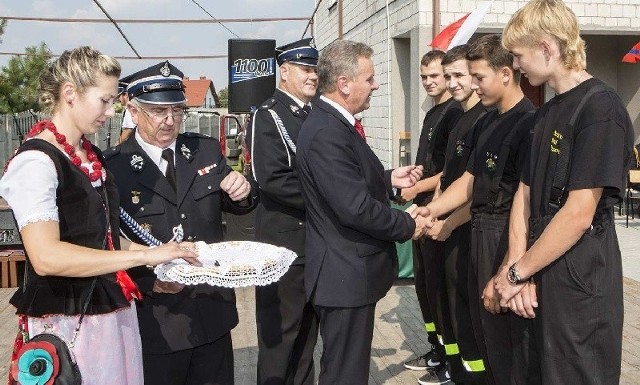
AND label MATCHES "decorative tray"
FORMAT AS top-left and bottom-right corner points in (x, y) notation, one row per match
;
(154, 241), (297, 288)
